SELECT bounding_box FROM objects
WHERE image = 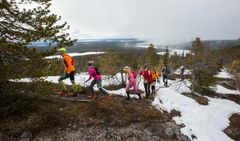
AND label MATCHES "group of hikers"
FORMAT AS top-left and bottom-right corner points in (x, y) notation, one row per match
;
(56, 47), (112, 100)
(124, 64), (170, 100)
(56, 47), (185, 100)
